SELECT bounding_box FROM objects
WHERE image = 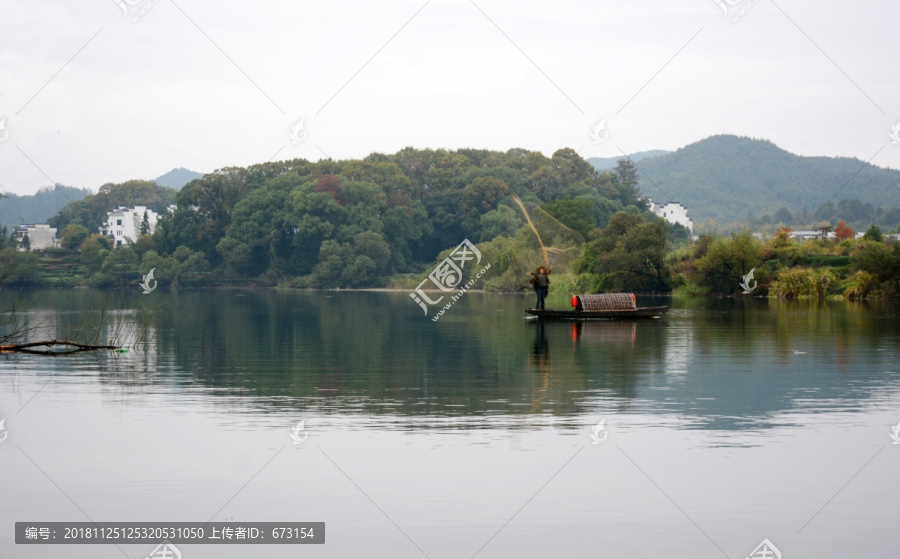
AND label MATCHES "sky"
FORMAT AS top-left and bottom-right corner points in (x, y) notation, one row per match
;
(1, 0), (899, 196)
